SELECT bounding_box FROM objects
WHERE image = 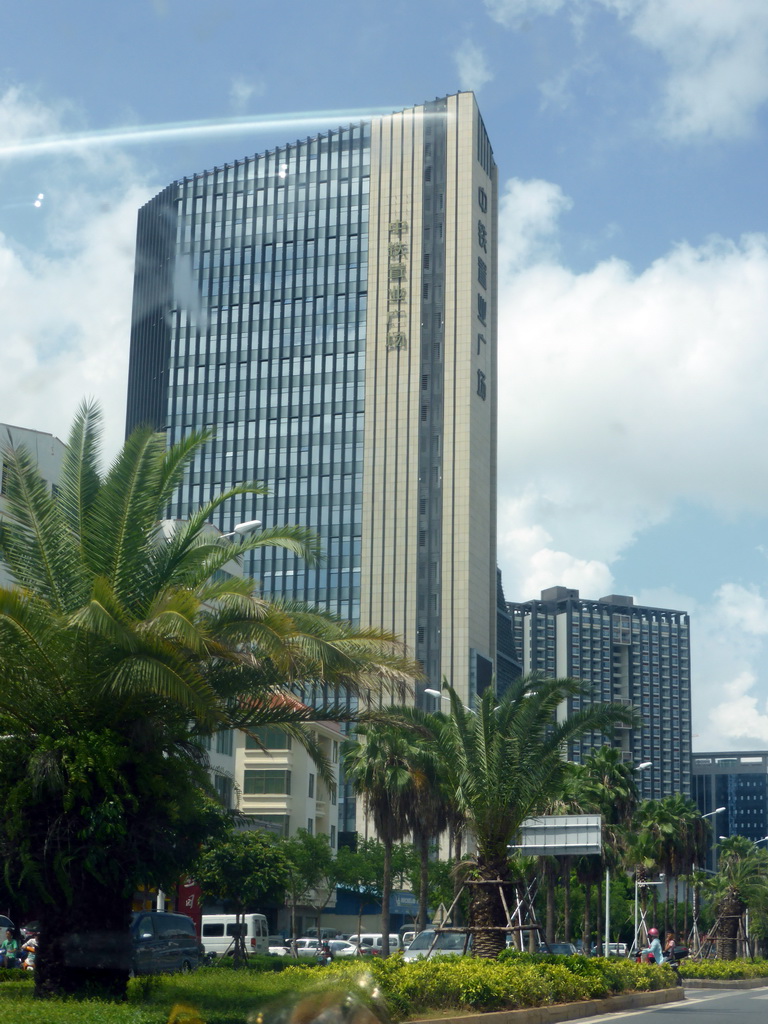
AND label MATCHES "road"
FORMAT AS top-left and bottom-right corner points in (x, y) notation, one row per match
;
(566, 986), (768, 1023)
